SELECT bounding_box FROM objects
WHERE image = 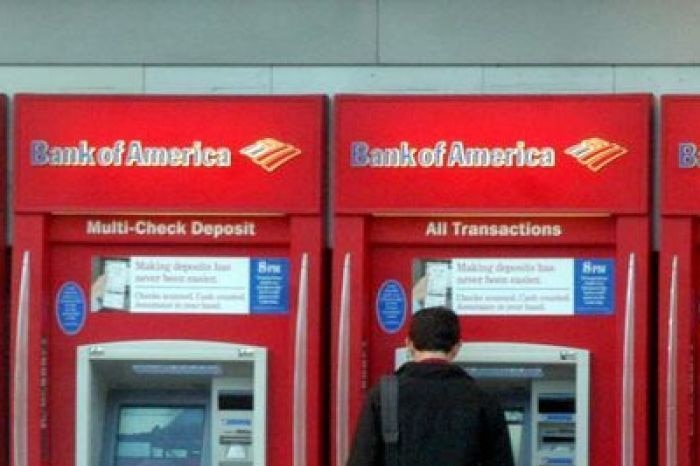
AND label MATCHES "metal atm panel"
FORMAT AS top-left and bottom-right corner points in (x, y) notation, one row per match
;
(76, 340), (267, 466)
